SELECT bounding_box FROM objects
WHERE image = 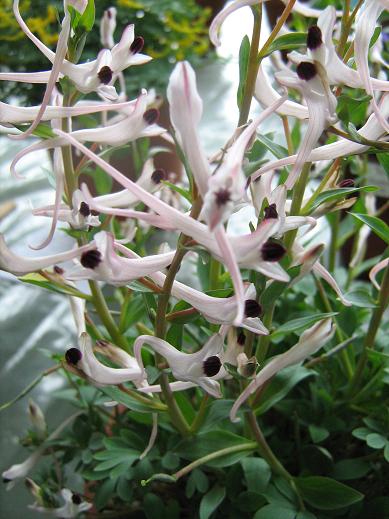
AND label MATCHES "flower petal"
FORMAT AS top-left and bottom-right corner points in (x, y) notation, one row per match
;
(230, 318), (334, 421)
